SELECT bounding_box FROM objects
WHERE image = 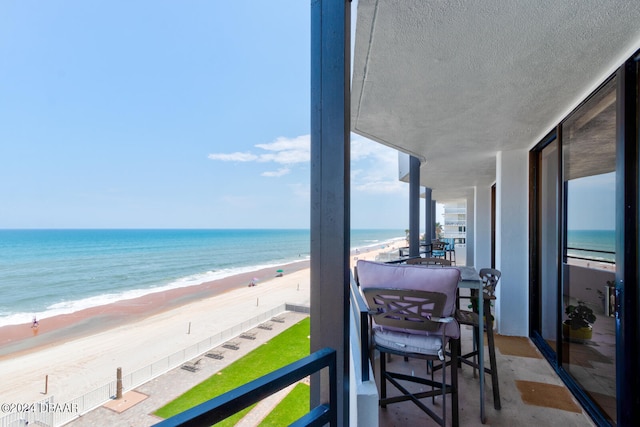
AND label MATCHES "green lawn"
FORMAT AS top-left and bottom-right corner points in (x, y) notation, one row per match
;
(259, 382), (310, 426)
(154, 316), (310, 426)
